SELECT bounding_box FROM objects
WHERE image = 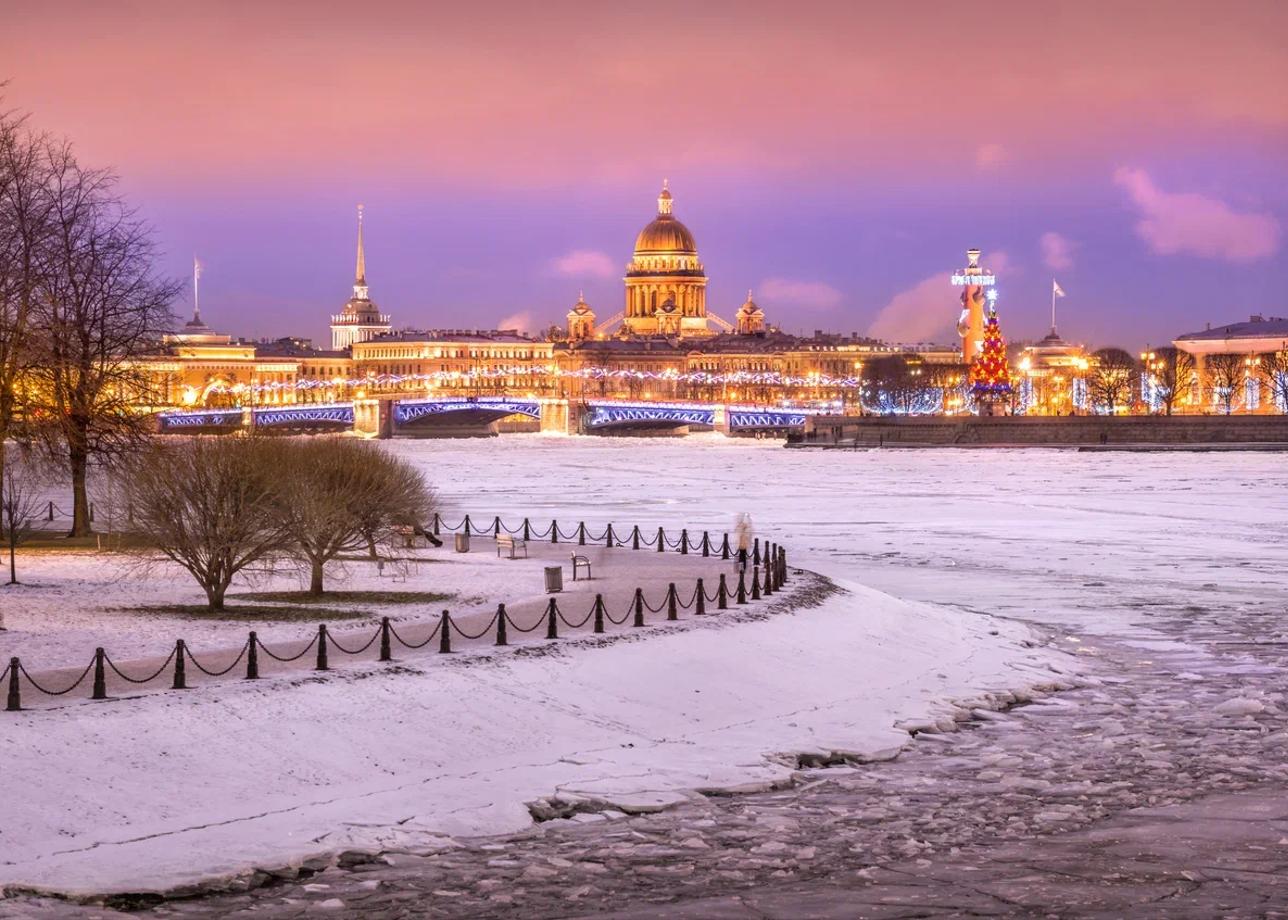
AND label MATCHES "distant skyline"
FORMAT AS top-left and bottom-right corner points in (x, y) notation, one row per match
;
(2, 0), (1285, 350)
